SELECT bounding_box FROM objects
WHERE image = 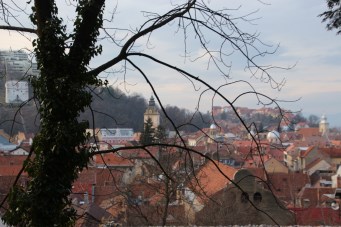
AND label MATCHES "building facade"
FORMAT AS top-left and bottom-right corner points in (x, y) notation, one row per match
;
(0, 50), (39, 104)
(143, 96), (160, 129)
